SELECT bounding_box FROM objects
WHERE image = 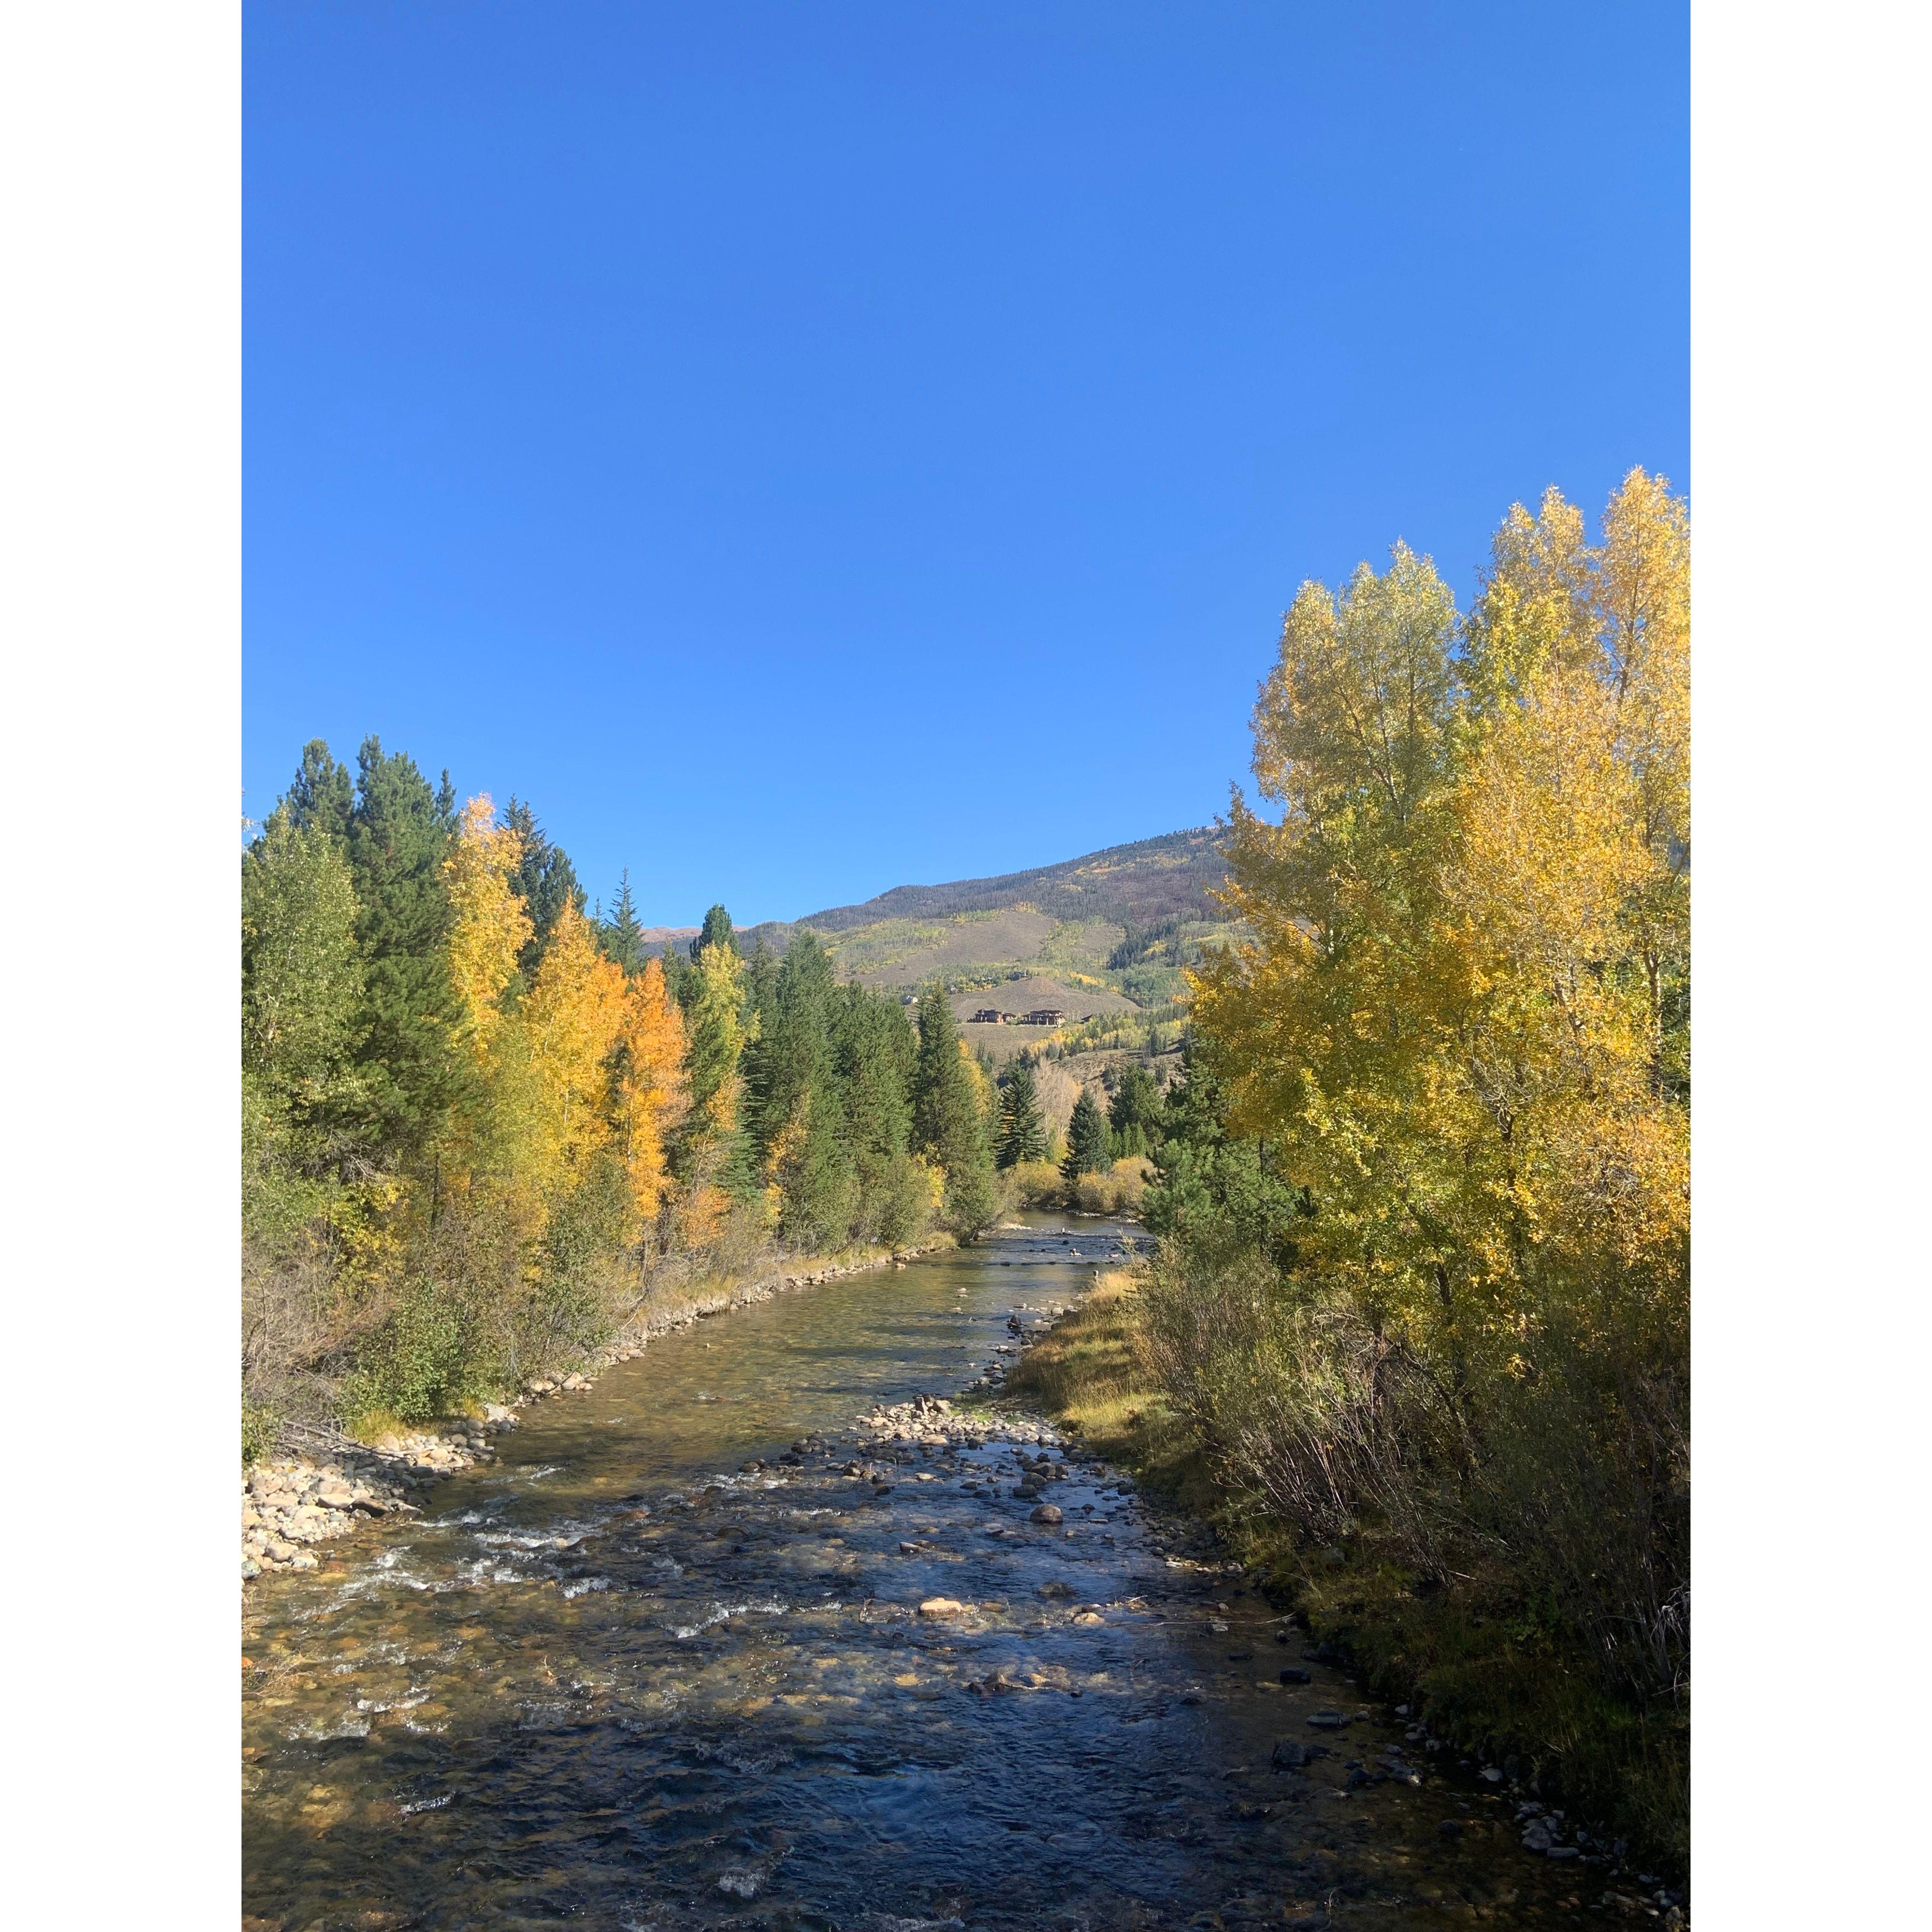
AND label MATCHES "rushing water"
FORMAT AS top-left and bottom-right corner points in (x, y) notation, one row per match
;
(242, 1215), (1579, 1930)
